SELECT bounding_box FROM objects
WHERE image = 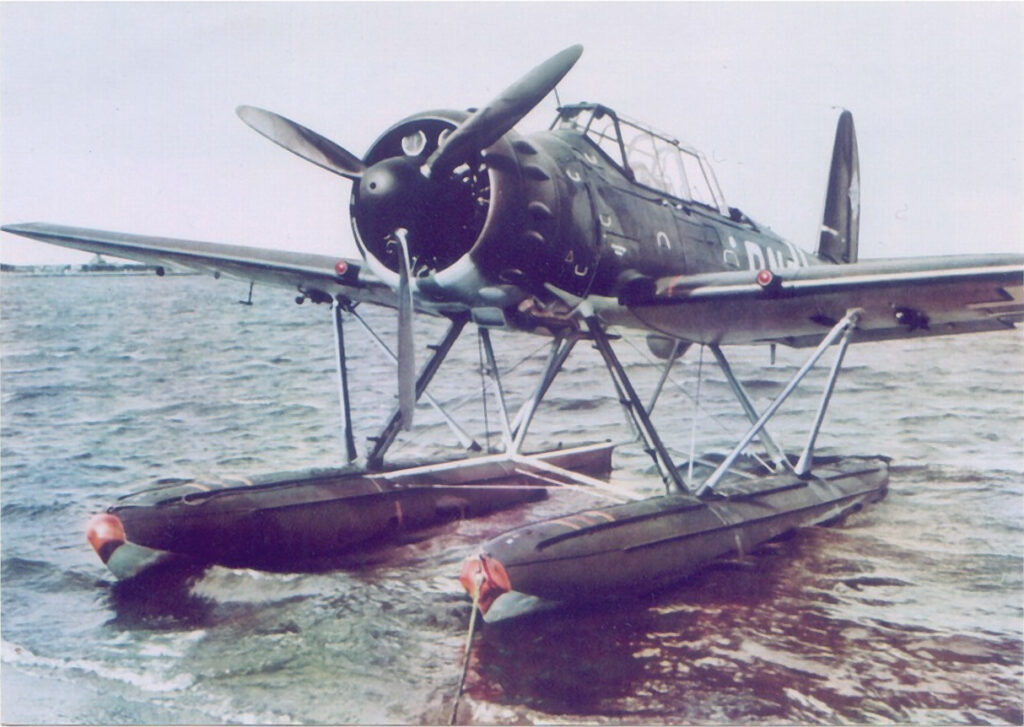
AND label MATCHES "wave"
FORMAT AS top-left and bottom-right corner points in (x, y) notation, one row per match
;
(2, 640), (195, 693)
